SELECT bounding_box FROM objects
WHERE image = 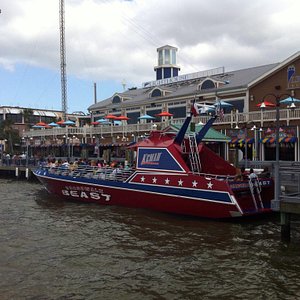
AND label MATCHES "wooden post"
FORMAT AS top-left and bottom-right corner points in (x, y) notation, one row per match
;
(15, 167), (19, 178)
(280, 212), (291, 242)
